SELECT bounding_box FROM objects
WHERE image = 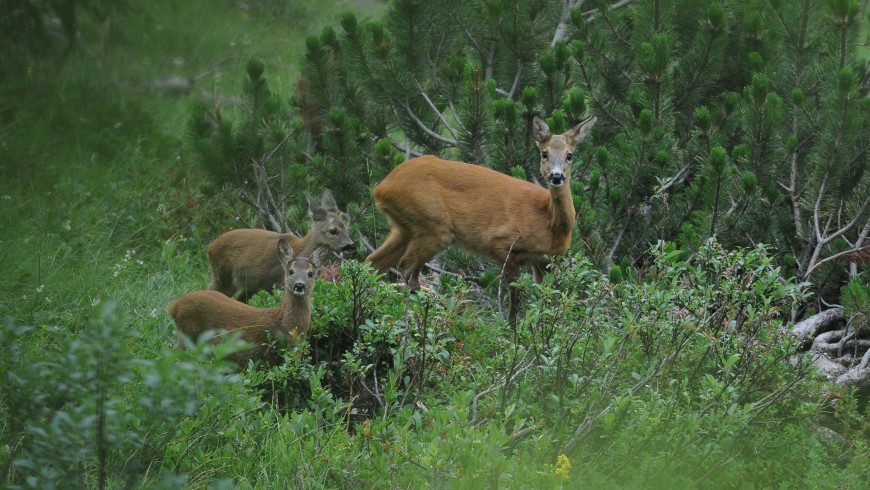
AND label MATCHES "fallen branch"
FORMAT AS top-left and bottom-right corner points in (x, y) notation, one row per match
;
(469, 355), (535, 425)
(790, 307), (844, 344)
